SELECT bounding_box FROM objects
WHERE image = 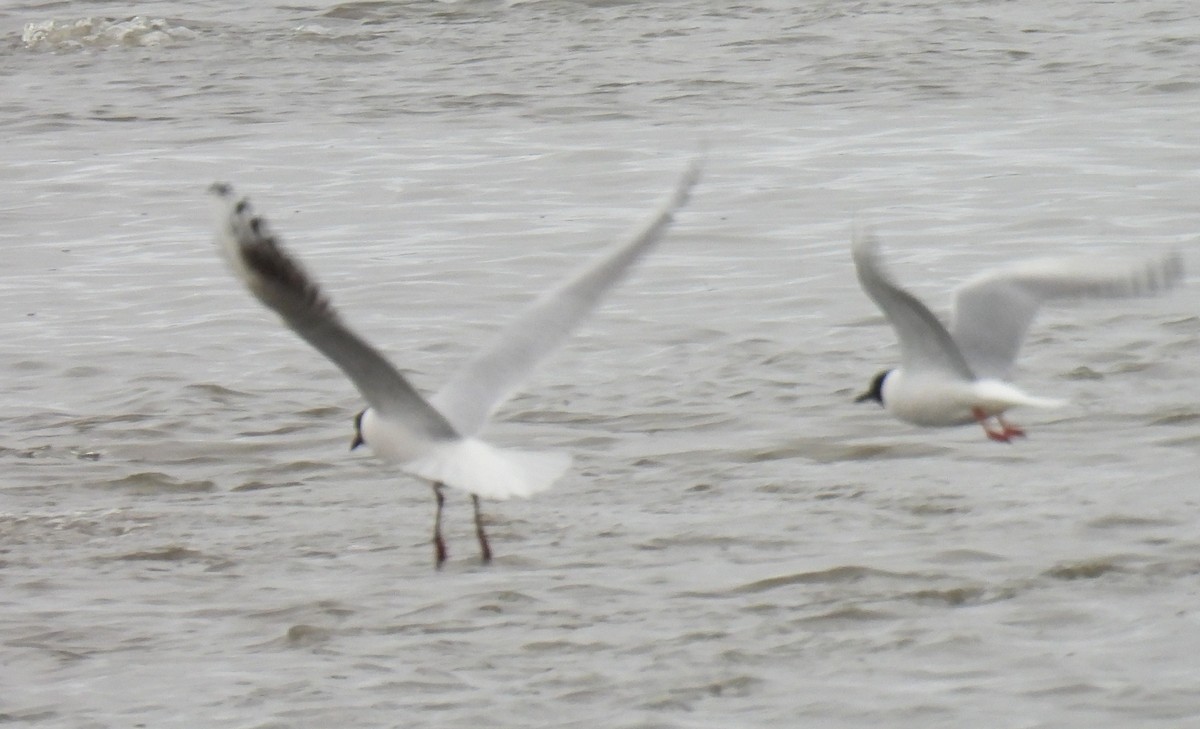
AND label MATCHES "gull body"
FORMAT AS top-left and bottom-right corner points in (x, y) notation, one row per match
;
(852, 229), (1183, 441)
(211, 160), (700, 566)
(875, 370), (1057, 428)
